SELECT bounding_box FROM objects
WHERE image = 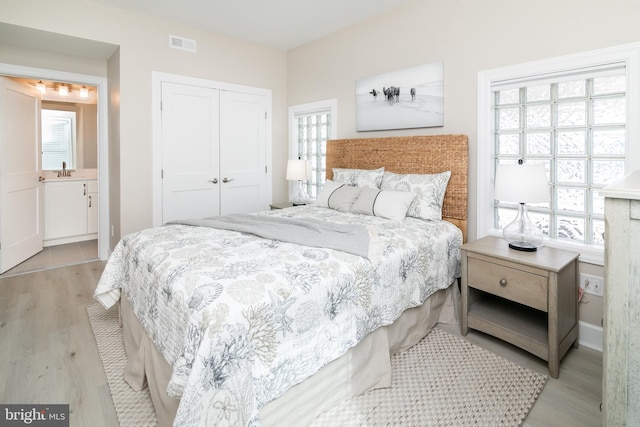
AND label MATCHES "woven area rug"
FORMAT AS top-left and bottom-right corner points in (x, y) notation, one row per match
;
(87, 304), (159, 427)
(312, 327), (547, 426)
(88, 303), (547, 426)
